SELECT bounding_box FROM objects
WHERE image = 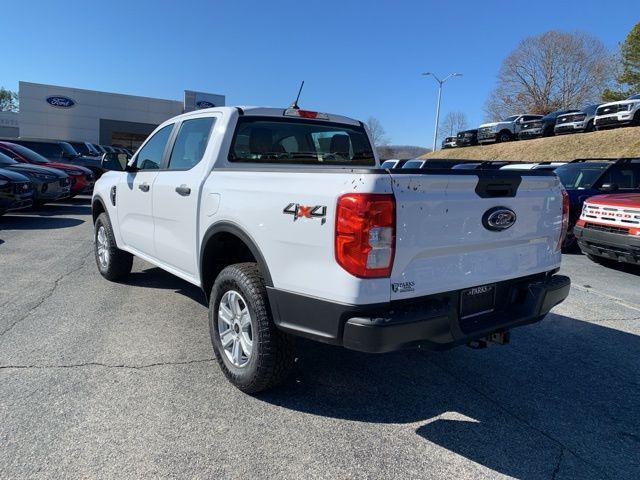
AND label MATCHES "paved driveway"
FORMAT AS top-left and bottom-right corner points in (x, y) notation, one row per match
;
(1, 198), (638, 479)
